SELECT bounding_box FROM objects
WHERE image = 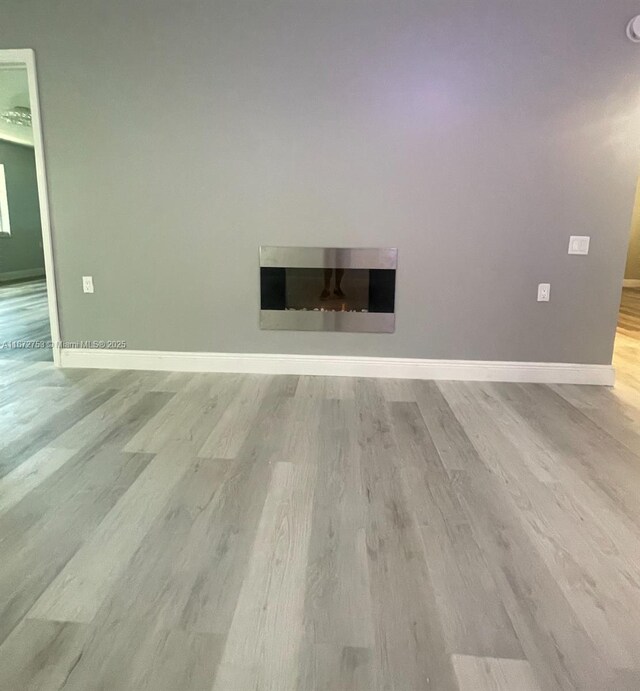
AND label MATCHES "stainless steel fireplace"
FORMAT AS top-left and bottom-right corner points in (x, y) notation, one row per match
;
(259, 247), (397, 333)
